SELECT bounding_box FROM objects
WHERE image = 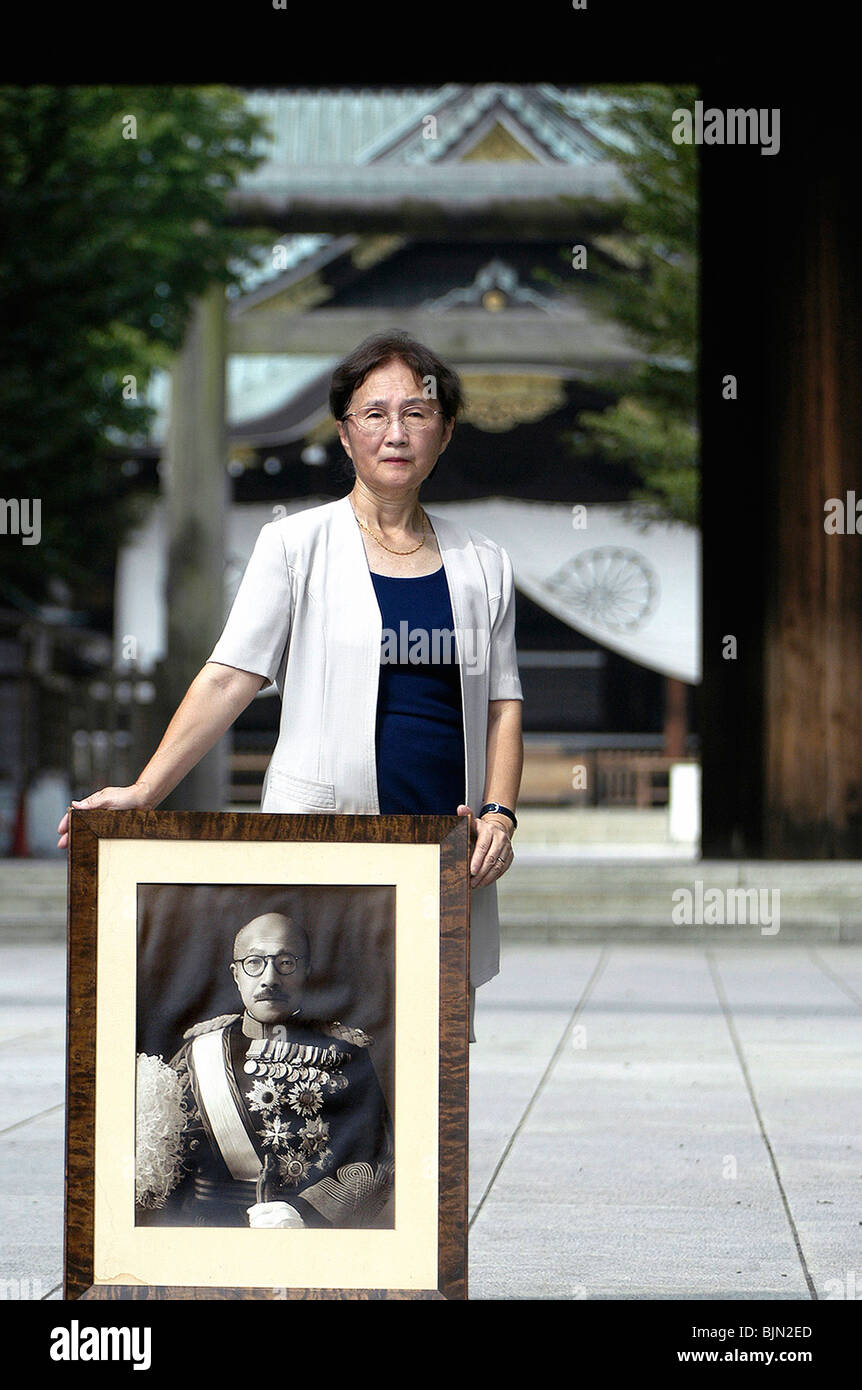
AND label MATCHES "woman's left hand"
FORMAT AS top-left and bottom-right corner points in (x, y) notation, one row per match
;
(457, 805), (514, 888)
